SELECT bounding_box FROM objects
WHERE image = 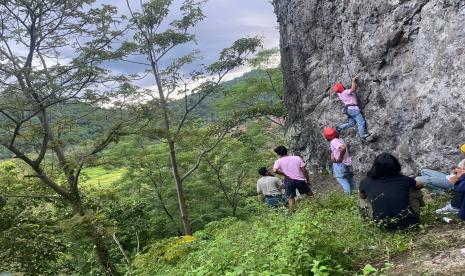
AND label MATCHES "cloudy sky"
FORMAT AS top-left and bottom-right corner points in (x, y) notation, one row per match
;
(100, 0), (280, 86)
